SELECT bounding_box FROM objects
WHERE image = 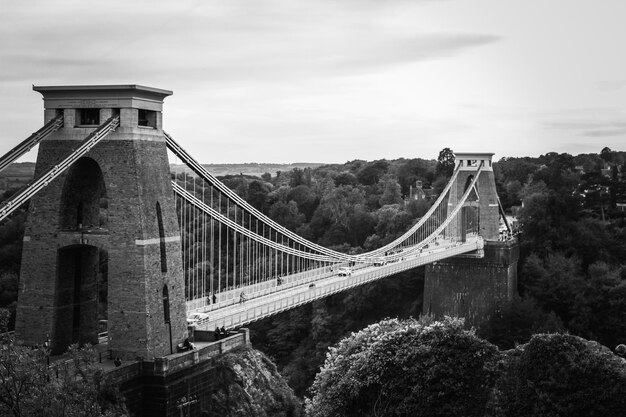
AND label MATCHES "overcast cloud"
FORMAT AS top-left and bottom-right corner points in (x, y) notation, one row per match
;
(1, 0), (624, 163)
